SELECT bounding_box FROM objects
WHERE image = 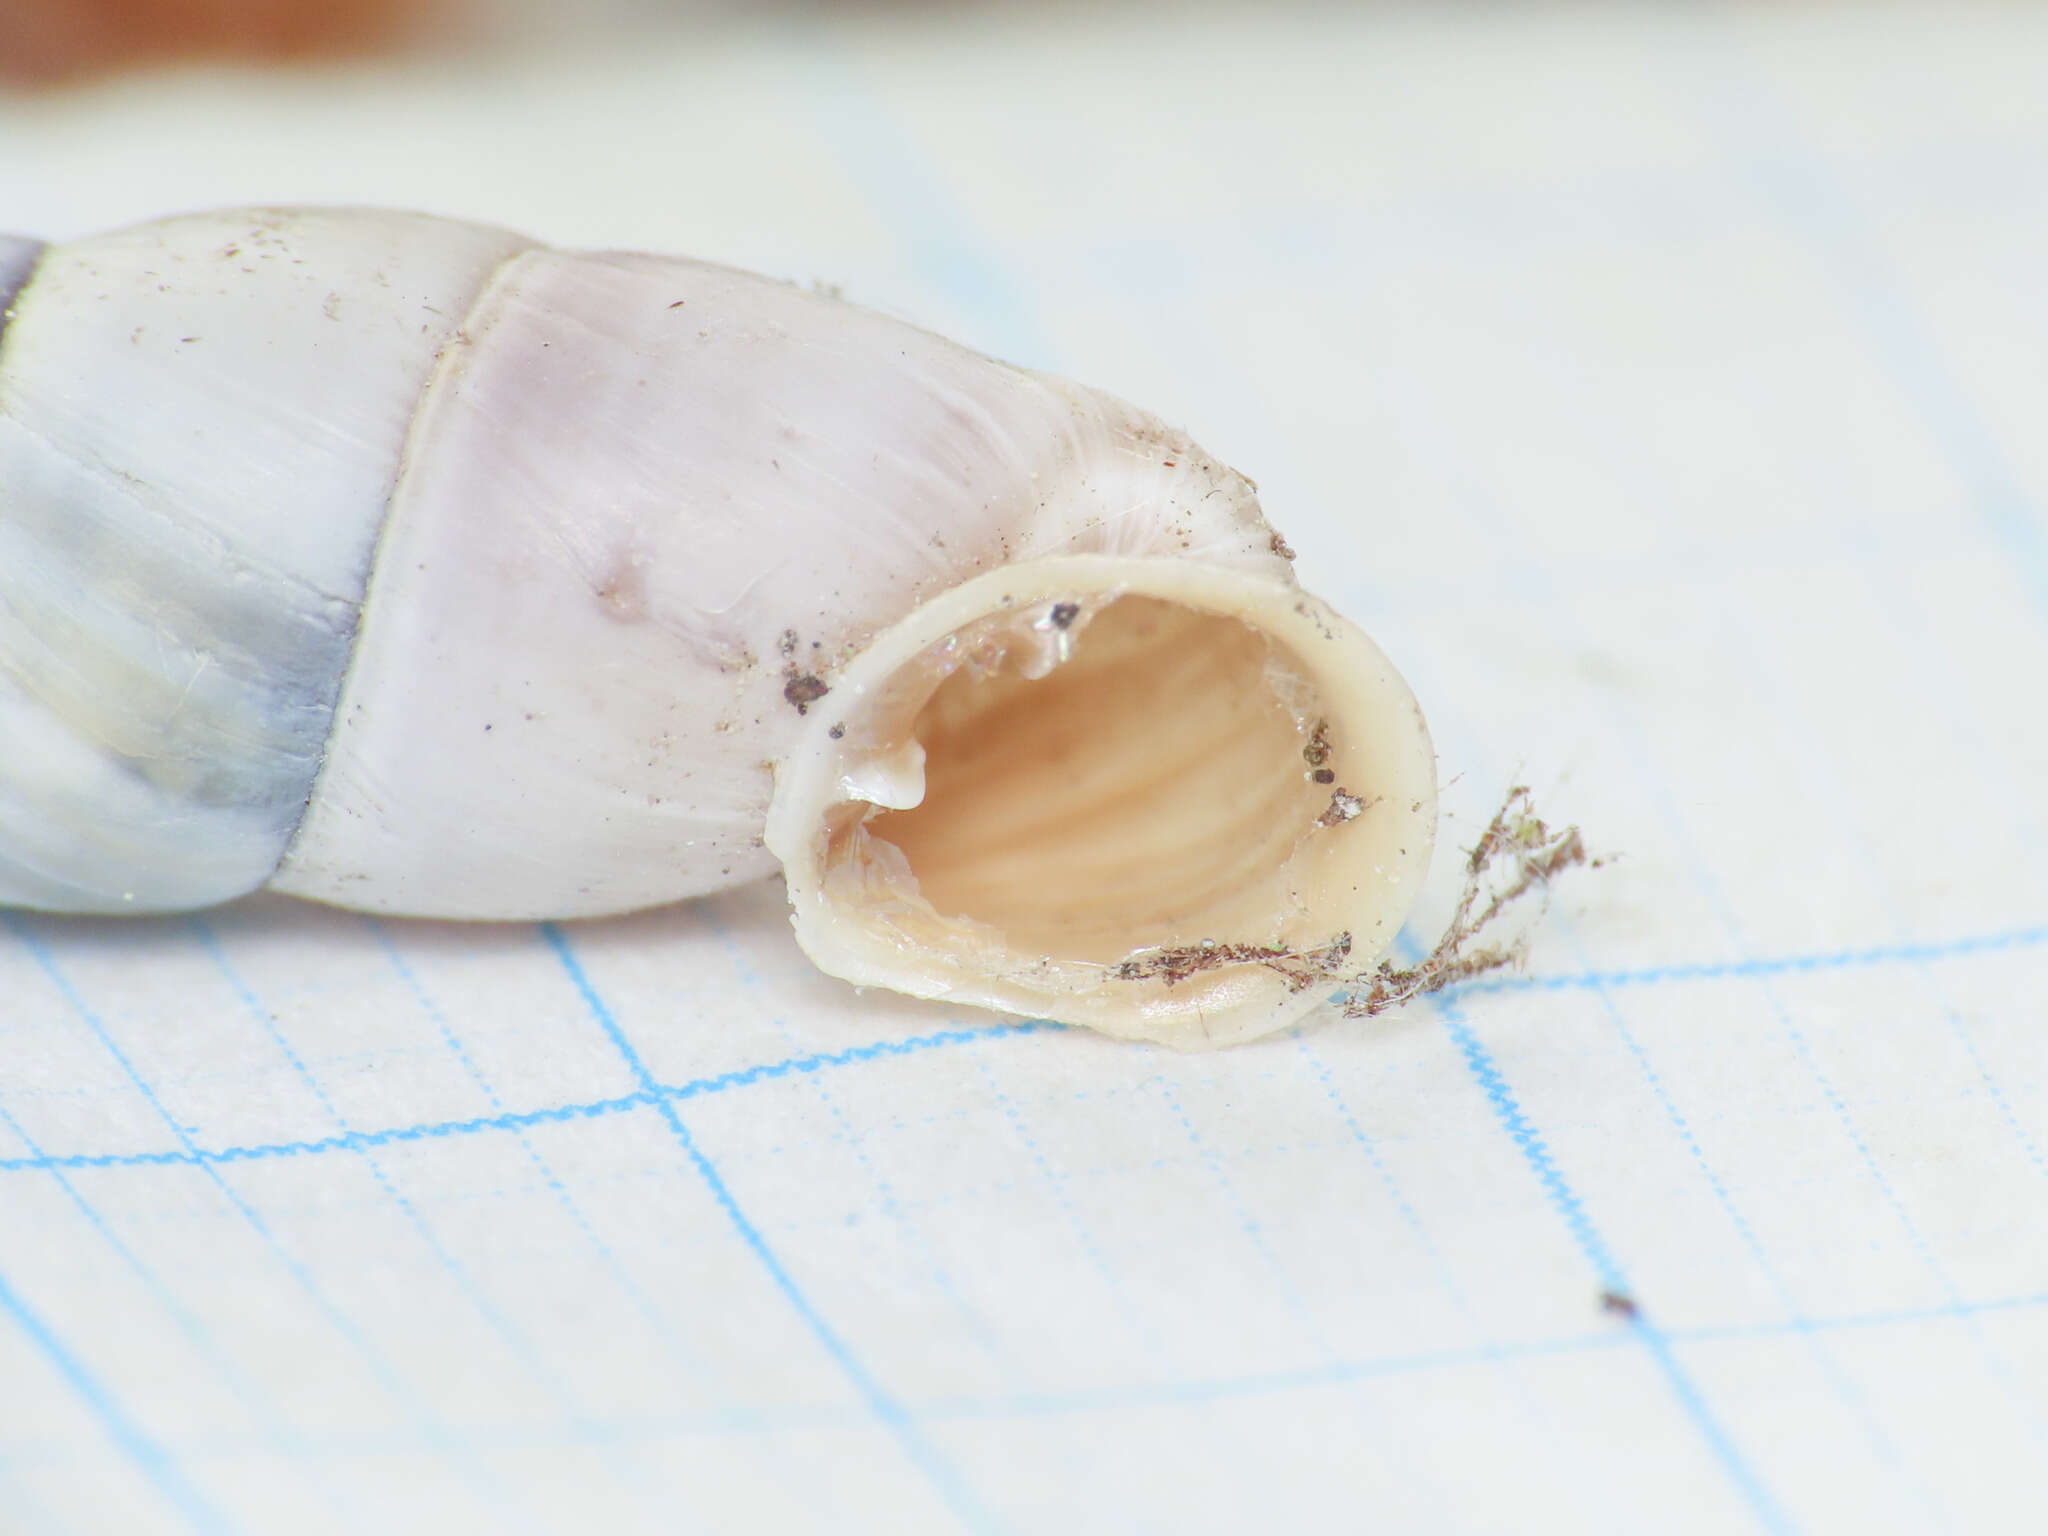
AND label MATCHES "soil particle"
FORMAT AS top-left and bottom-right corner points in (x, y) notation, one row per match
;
(1339, 785), (1591, 1019)
(1317, 789), (1373, 828)
(783, 674), (830, 714)
(1302, 719), (1332, 767)
(1115, 933), (1354, 993)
